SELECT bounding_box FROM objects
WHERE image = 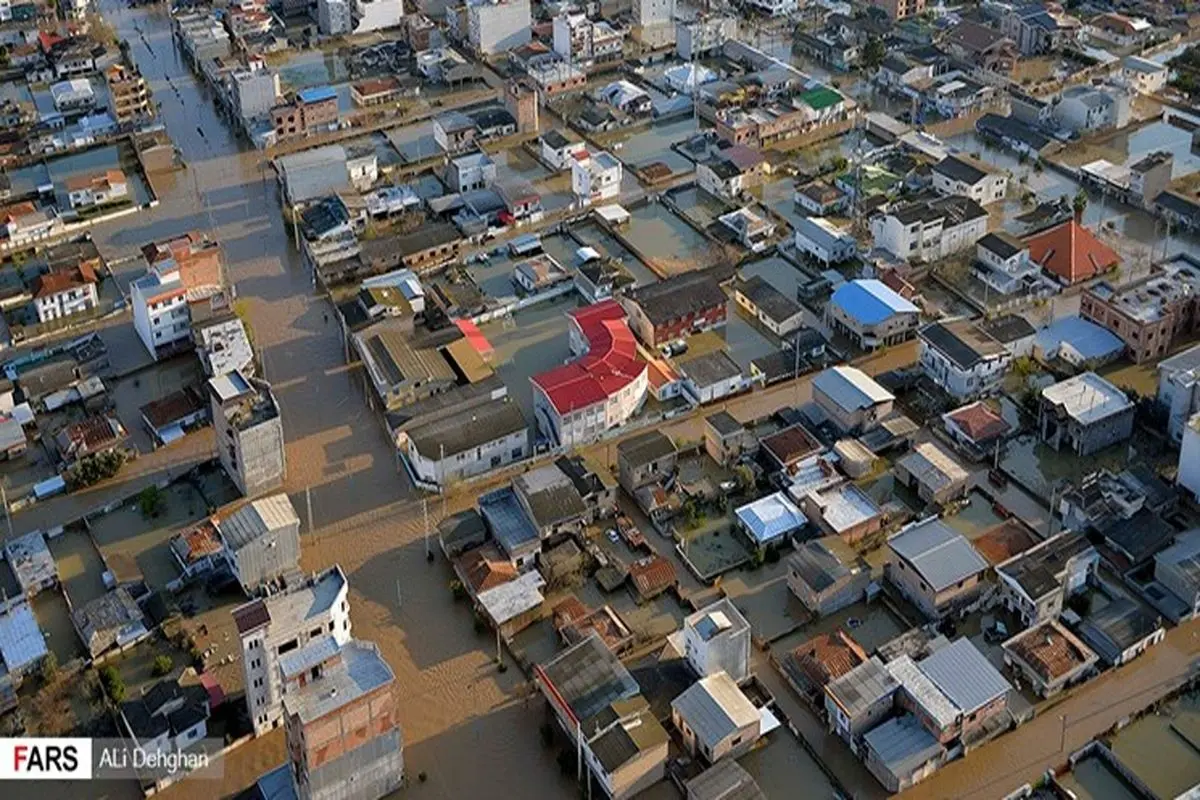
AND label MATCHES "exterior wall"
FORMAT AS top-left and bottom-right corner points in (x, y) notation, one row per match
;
(1039, 402), (1135, 456)
(788, 565), (869, 616)
(623, 299), (727, 348)
(826, 689), (894, 749)
(1080, 288), (1195, 364)
(132, 285), (190, 358)
(919, 340), (1011, 399)
(1182, 422), (1200, 502)
(888, 557), (982, 620)
(605, 741), (668, 800)
(214, 396), (286, 499)
(932, 171), (1008, 206)
(228, 518), (301, 594)
(825, 302), (918, 350)
(469, 0), (531, 55)
(682, 624), (750, 684)
(865, 744), (940, 793)
(293, 685), (404, 800)
(1111, 628), (1166, 666)
(406, 428), (528, 487)
(813, 387), (893, 434)
(673, 707), (757, 762)
(618, 448), (677, 492)
(35, 283), (99, 323)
